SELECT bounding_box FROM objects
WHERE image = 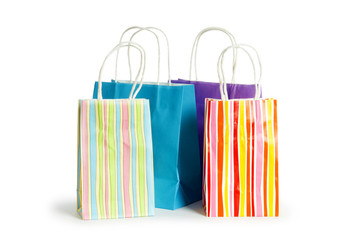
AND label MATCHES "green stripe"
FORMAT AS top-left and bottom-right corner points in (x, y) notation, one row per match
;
(97, 101), (104, 217)
(108, 101), (116, 218)
(136, 101), (145, 215)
